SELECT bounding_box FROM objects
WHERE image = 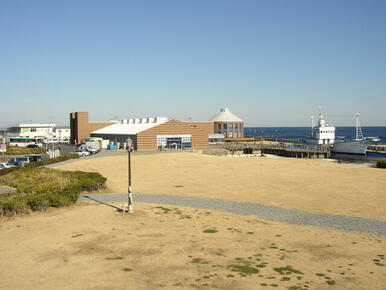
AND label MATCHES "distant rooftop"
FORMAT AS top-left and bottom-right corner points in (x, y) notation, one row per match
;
(92, 117), (168, 135)
(10, 123), (56, 128)
(209, 108), (243, 122)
